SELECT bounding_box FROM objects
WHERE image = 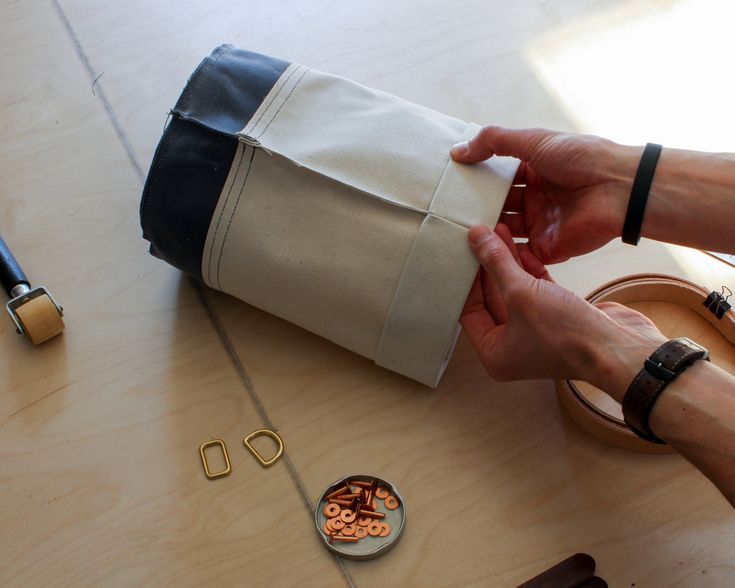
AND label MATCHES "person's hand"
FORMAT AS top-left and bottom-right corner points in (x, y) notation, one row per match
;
(461, 223), (667, 401)
(451, 127), (641, 264)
